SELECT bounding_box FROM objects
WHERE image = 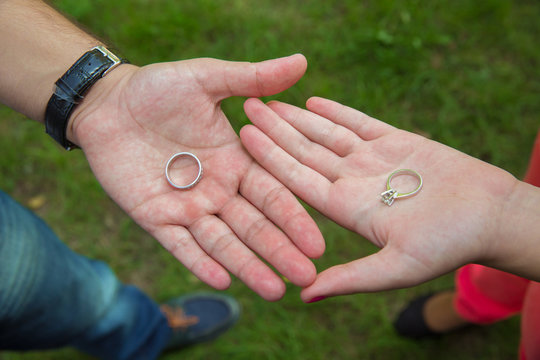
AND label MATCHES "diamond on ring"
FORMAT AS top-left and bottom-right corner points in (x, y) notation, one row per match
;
(381, 189), (398, 206)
